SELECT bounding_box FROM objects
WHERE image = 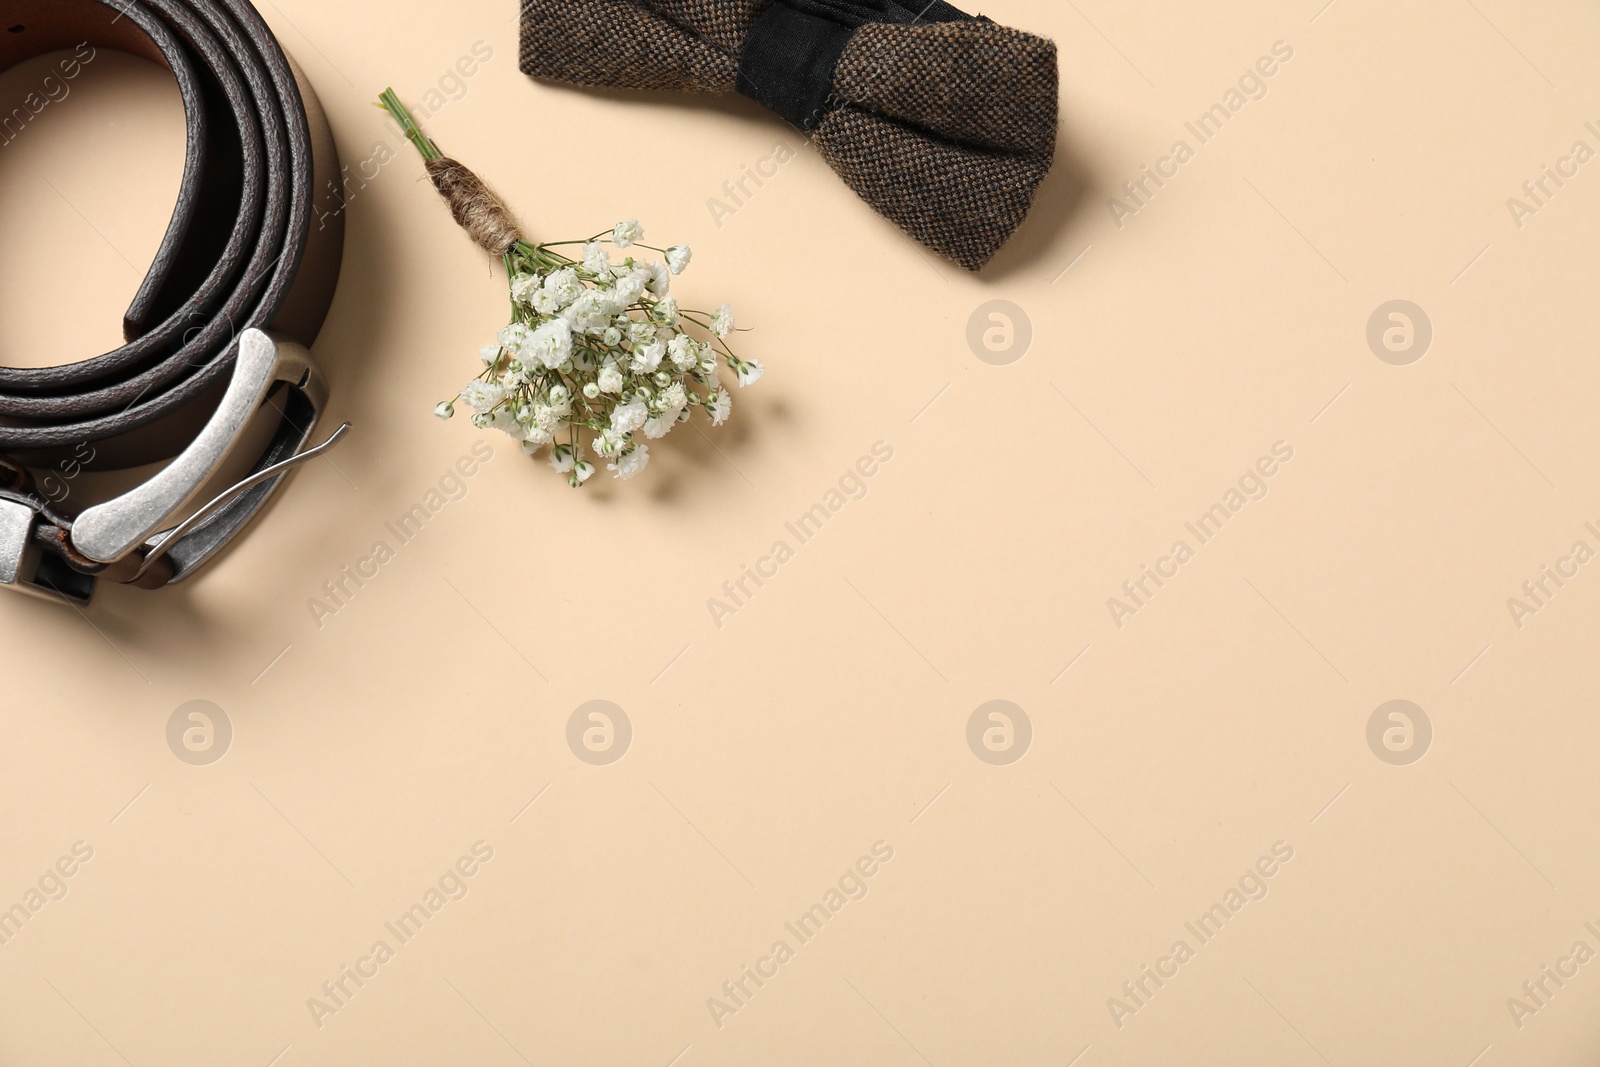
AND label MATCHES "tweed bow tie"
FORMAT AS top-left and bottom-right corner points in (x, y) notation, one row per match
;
(519, 0), (1059, 271)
